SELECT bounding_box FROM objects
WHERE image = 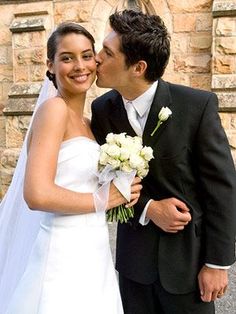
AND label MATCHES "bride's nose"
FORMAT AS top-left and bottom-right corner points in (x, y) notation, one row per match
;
(73, 59), (85, 70)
